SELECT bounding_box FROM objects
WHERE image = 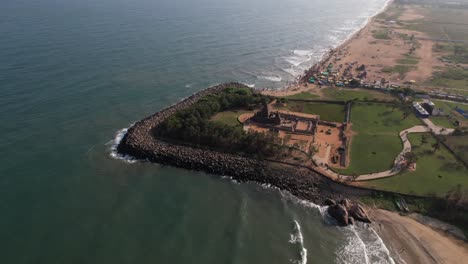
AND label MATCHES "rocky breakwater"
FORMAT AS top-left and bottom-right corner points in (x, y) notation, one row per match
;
(117, 82), (349, 204)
